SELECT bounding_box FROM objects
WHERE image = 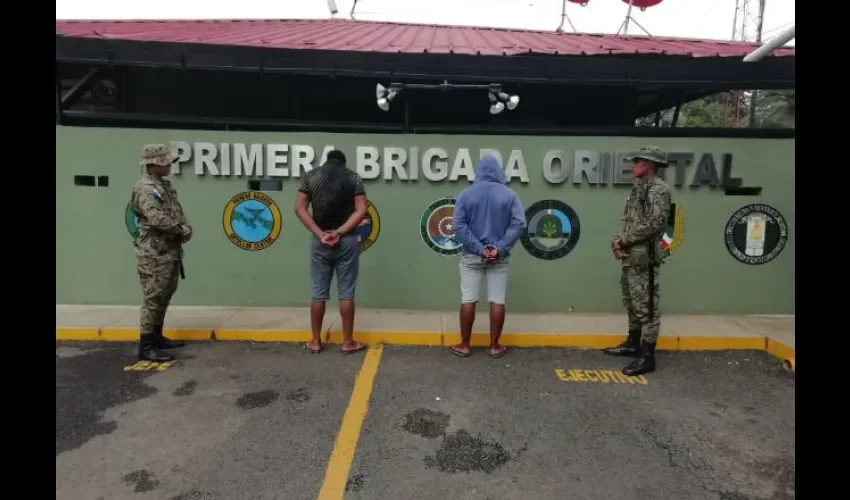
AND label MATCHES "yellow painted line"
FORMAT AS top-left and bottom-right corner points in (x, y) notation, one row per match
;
(56, 328), (100, 341)
(443, 332), (620, 348)
(766, 338), (795, 370)
(326, 331), (442, 346)
(656, 336), (680, 350)
(442, 333), (679, 350)
(99, 328), (213, 341)
(214, 329), (313, 342)
(163, 329), (213, 341)
(123, 360), (176, 372)
(677, 336), (766, 351)
(317, 344), (384, 500)
(100, 328), (141, 341)
(55, 326), (785, 360)
(556, 368), (649, 385)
